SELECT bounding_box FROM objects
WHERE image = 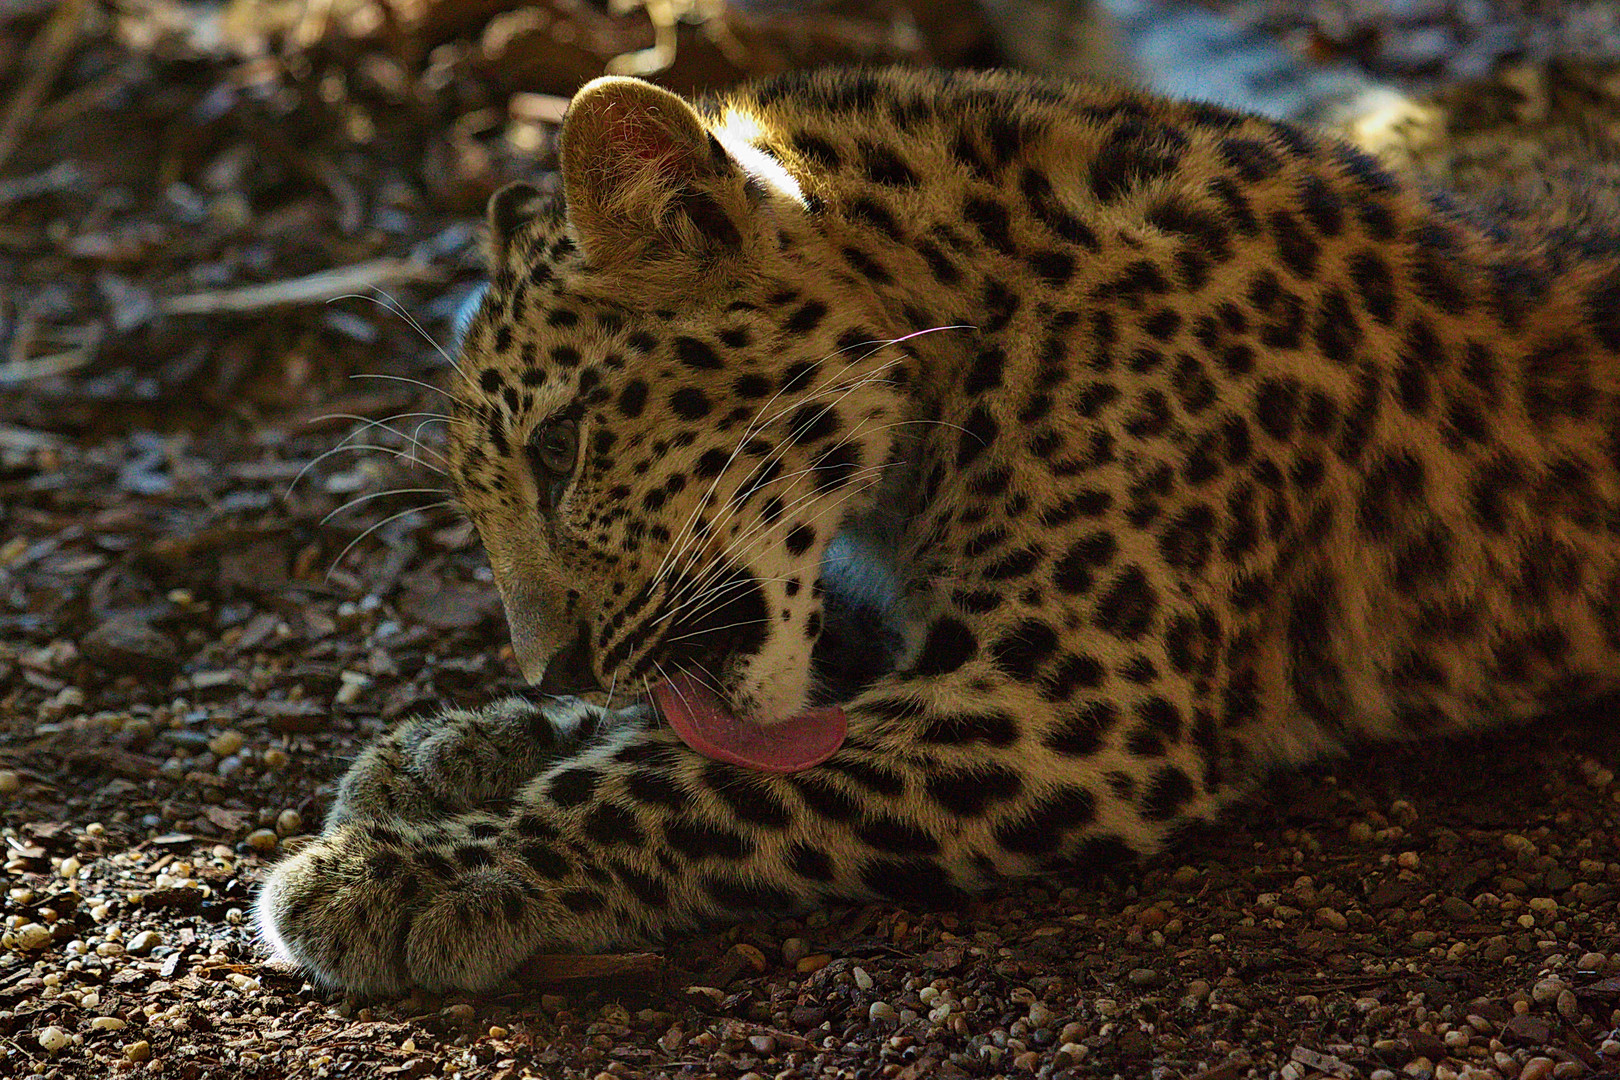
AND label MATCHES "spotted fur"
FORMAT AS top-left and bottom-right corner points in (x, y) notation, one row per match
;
(258, 68), (1620, 994)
